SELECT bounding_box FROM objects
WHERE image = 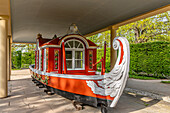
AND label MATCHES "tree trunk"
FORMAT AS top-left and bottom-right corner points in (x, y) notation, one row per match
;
(134, 27), (140, 43)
